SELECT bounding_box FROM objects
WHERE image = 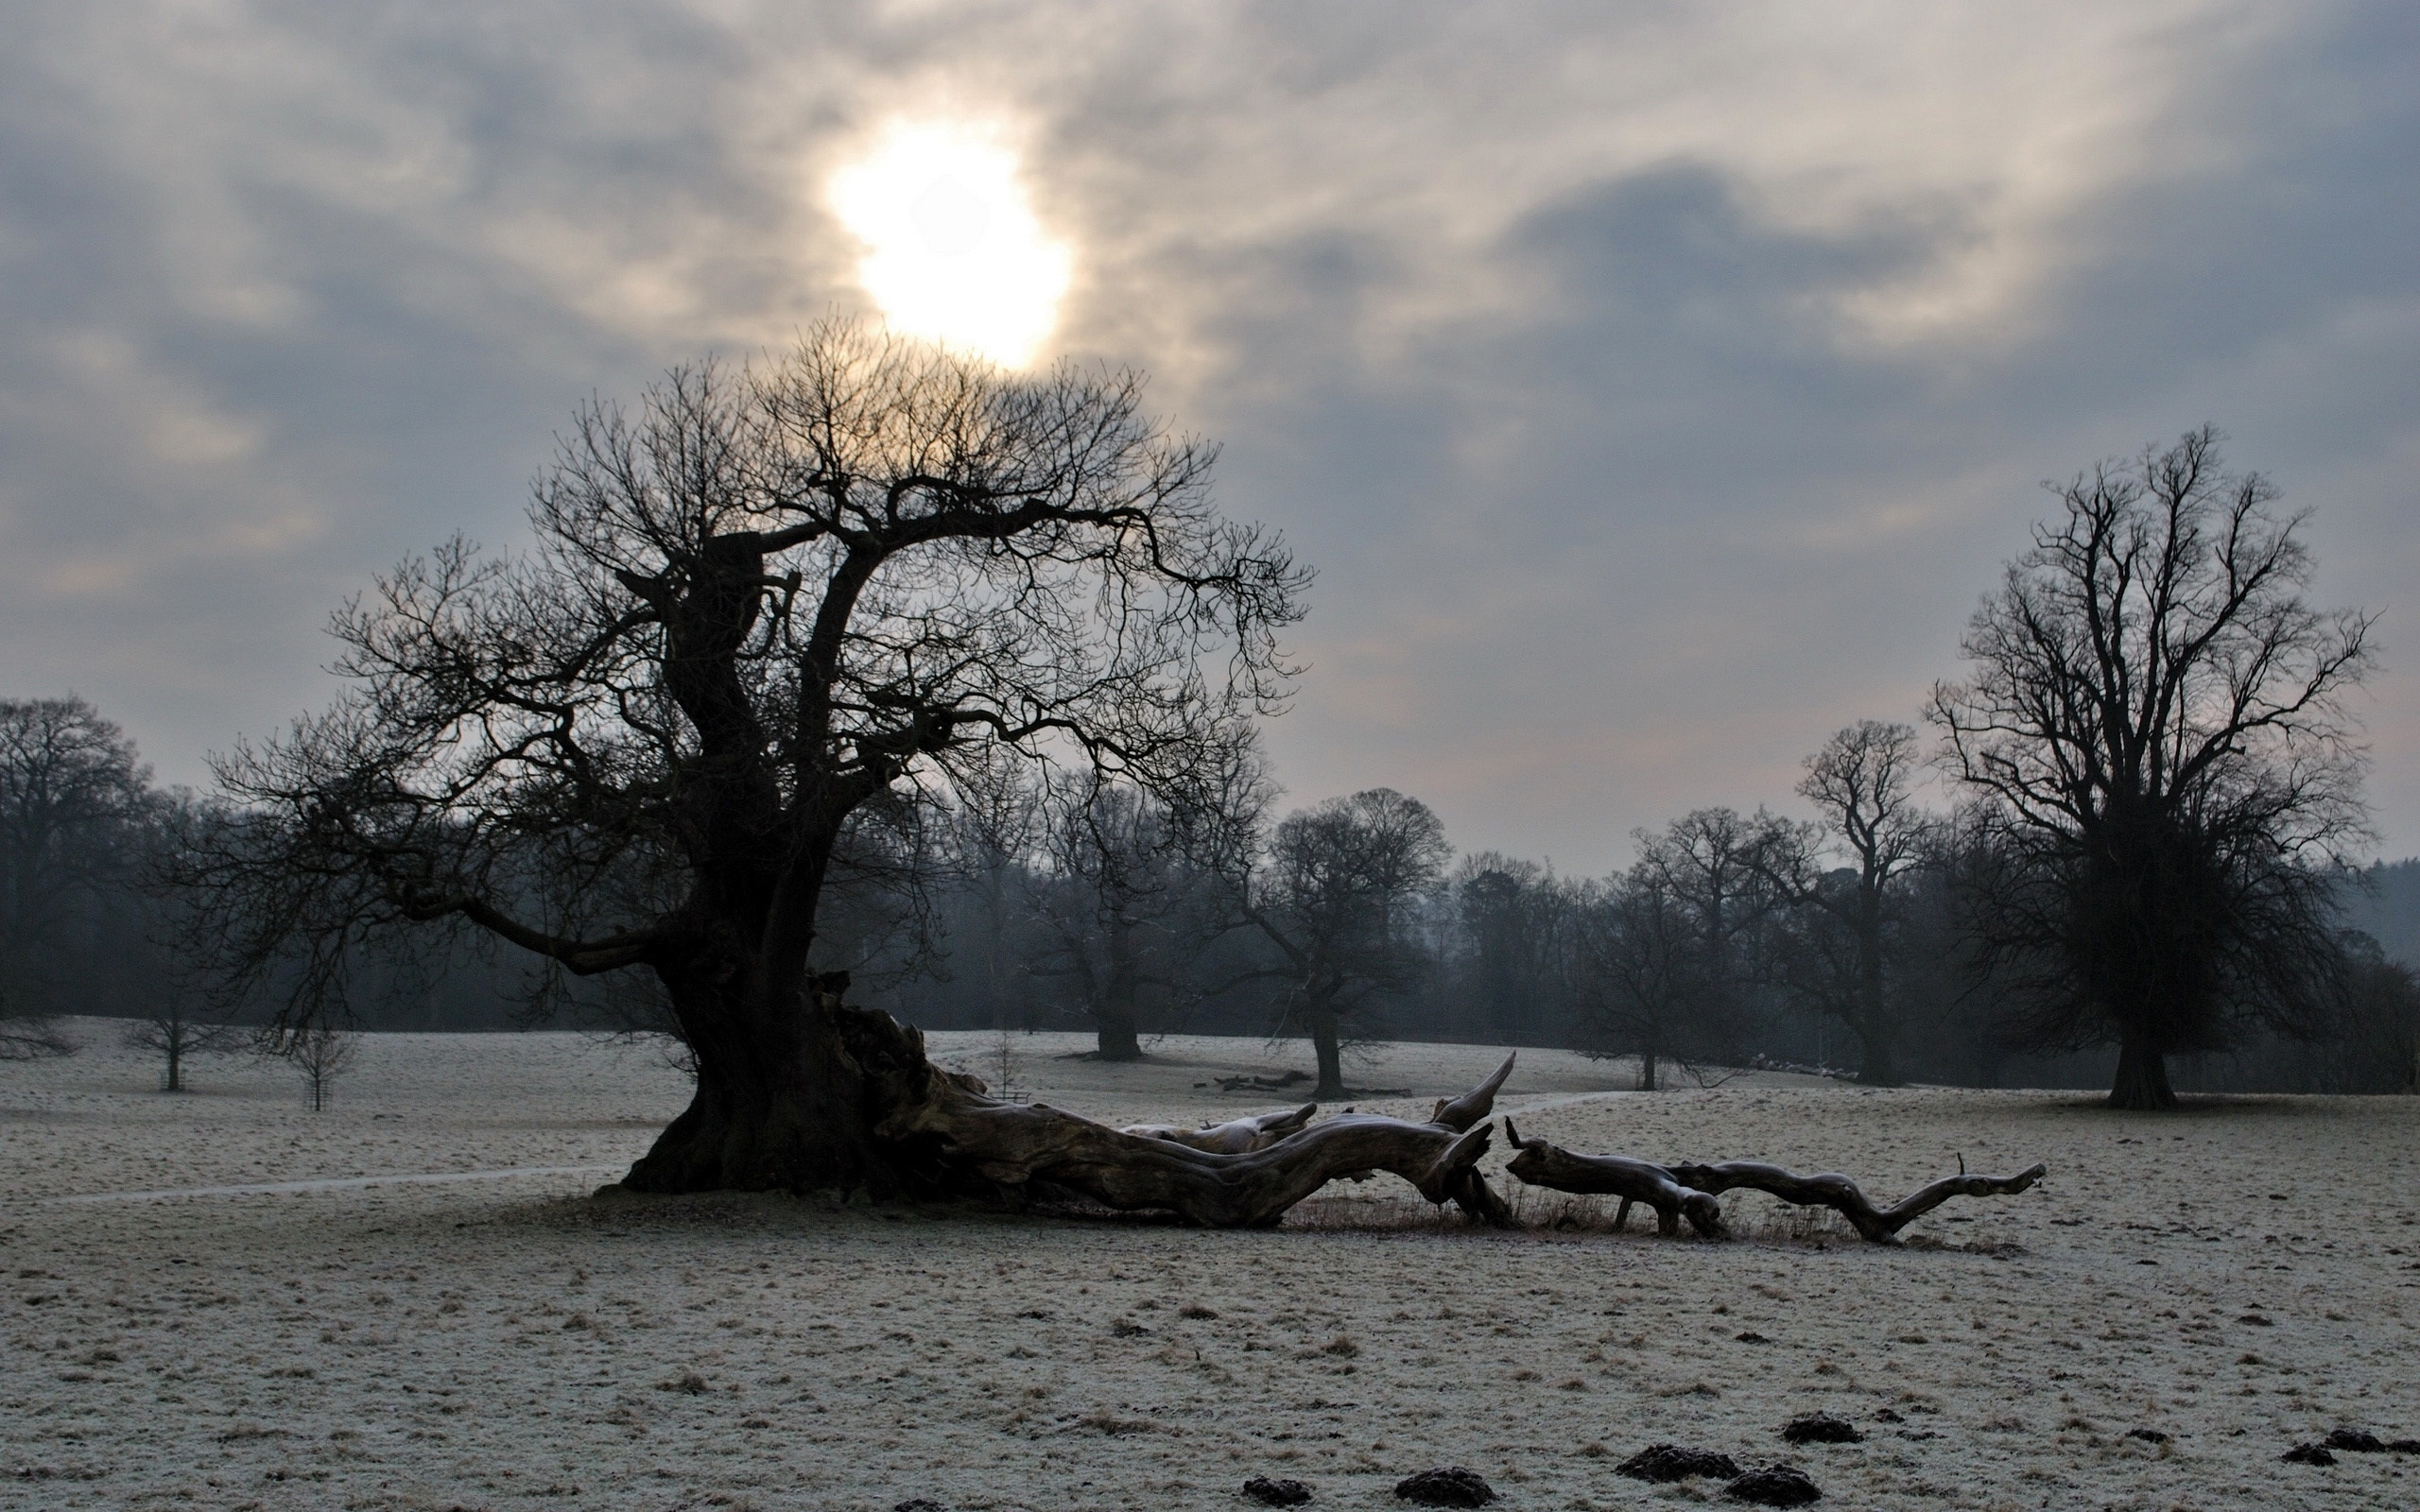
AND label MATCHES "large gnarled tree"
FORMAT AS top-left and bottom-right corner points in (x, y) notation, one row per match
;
(1928, 428), (2372, 1109)
(189, 322), (1306, 1194)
